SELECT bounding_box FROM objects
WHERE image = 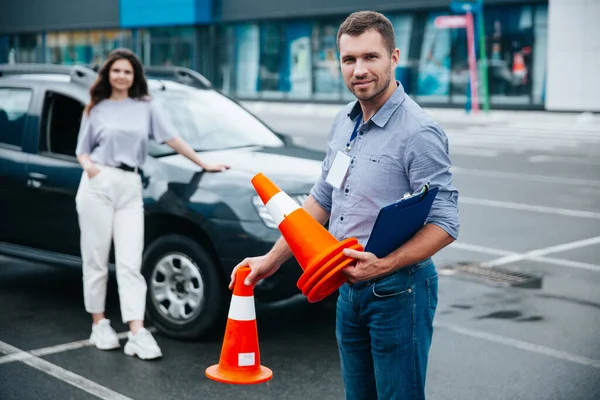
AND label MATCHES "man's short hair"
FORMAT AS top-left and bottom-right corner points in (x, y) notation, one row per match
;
(337, 11), (396, 55)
